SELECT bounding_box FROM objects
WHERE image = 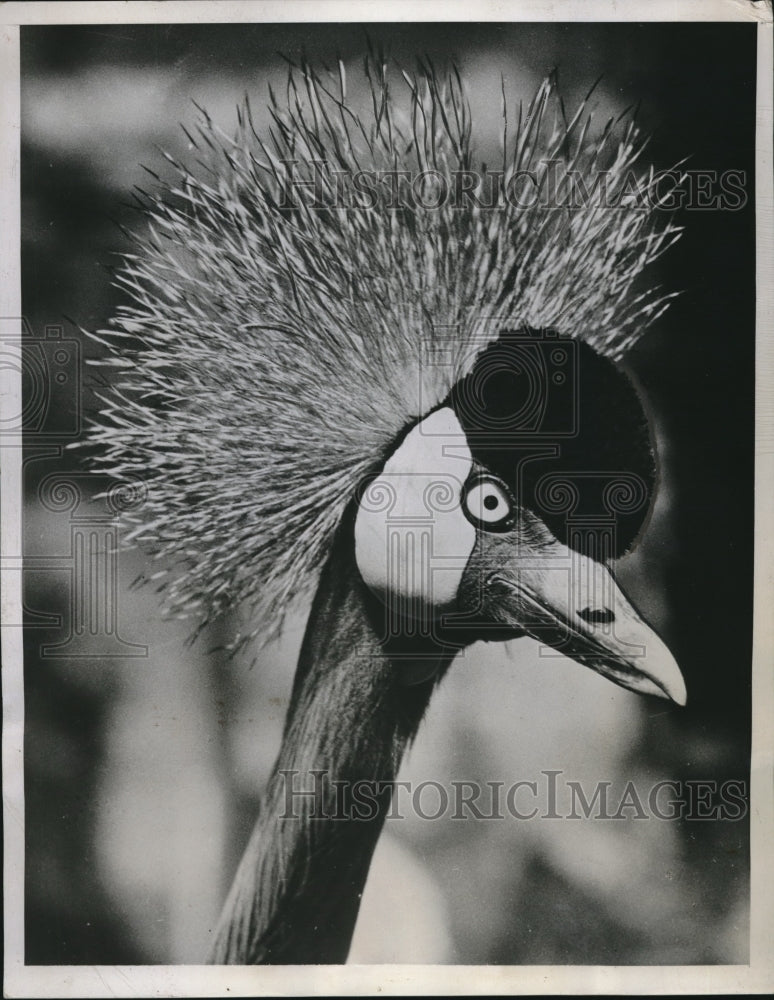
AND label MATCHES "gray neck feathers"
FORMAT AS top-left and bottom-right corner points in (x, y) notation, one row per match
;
(210, 520), (456, 964)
